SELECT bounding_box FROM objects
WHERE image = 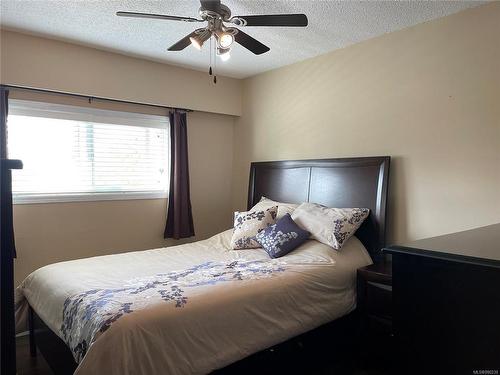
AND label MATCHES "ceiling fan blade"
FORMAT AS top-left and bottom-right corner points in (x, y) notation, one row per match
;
(199, 0), (221, 12)
(168, 31), (198, 51)
(234, 29), (270, 55)
(116, 11), (202, 23)
(230, 14), (308, 27)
